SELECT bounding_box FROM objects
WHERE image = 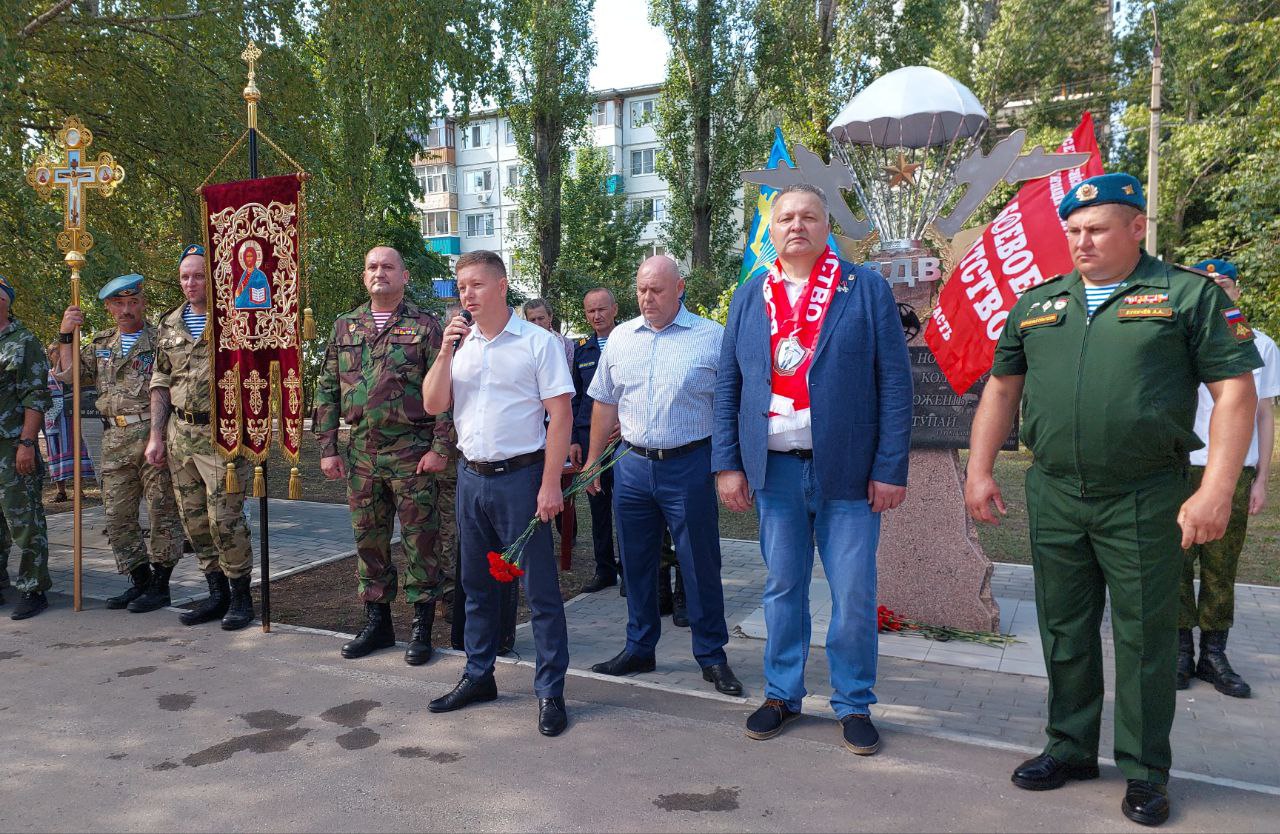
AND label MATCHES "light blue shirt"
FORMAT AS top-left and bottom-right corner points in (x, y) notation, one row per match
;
(1084, 281), (1123, 317)
(588, 305), (723, 449)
